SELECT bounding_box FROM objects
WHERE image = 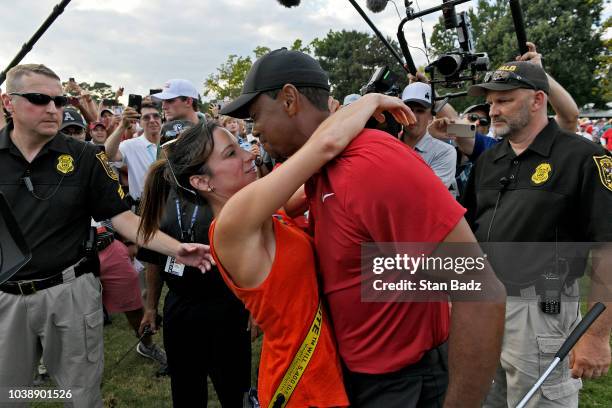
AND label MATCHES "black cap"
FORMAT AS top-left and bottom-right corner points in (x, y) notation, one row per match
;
(61, 107), (87, 130)
(468, 61), (549, 96)
(220, 48), (330, 119)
